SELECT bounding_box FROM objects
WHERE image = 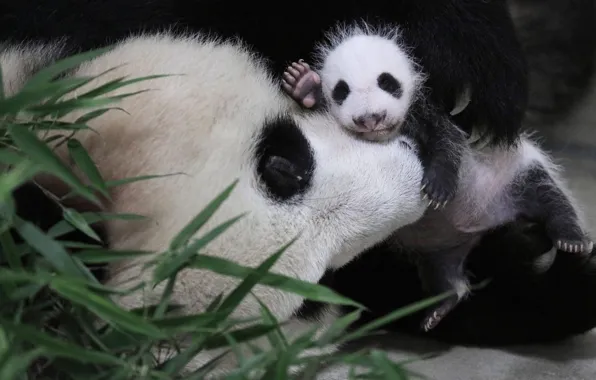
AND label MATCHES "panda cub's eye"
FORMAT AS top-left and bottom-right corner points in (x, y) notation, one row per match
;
(332, 80), (350, 105)
(377, 72), (403, 98)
